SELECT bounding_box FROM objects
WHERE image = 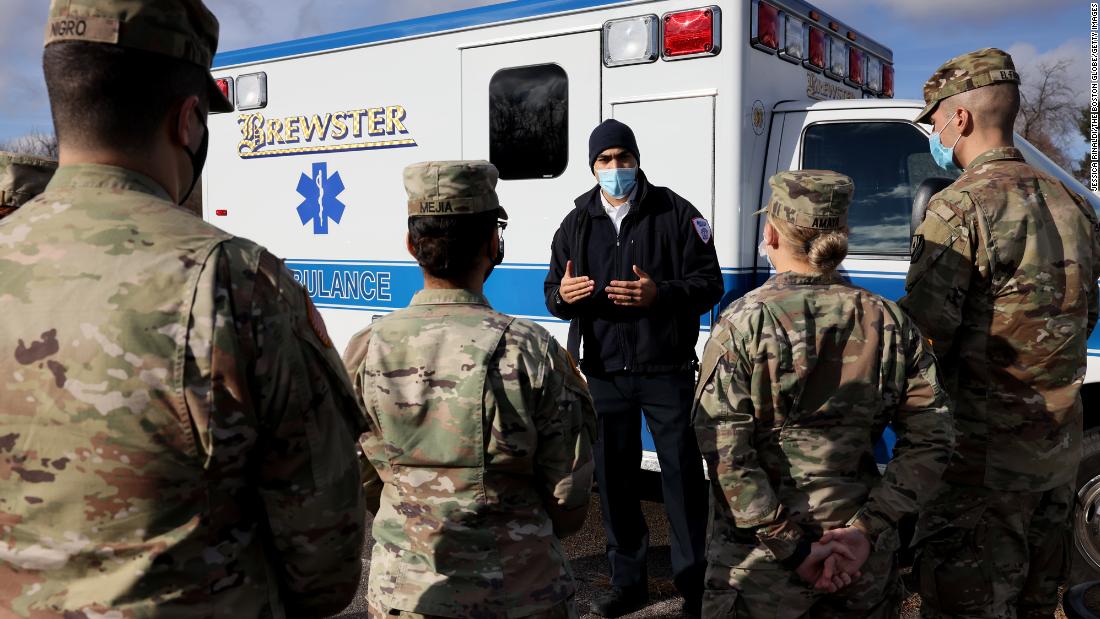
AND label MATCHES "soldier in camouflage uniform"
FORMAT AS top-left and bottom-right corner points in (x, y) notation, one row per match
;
(0, 151), (56, 219)
(343, 160), (598, 619)
(903, 48), (1100, 618)
(0, 1), (366, 617)
(694, 171), (955, 618)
